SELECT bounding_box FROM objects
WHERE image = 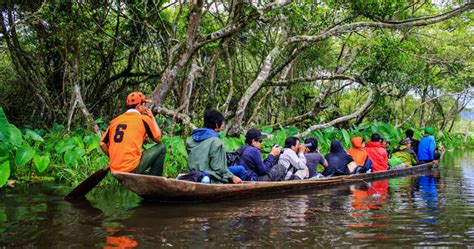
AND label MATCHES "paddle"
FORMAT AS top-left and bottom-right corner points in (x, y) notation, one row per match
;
(64, 167), (110, 200)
